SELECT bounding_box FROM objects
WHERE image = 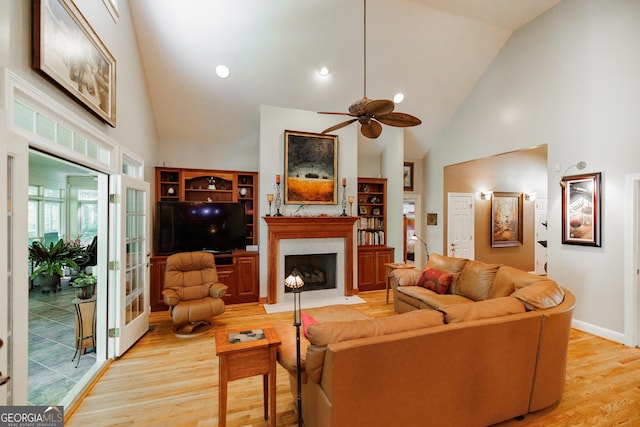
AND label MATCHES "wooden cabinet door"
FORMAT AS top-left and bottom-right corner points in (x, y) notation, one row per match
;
(234, 254), (259, 302)
(358, 249), (376, 291)
(376, 249), (394, 286)
(149, 256), (168, 311)
(216, 264), (237, 302)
